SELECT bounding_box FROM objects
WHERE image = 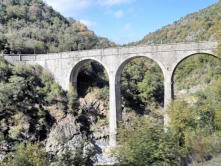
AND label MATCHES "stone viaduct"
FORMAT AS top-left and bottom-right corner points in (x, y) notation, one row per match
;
(3, 41), (218, 147)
